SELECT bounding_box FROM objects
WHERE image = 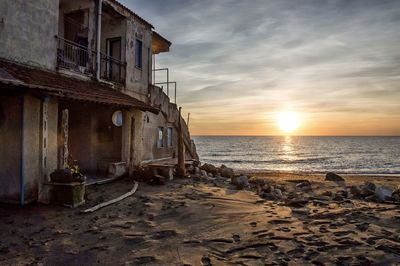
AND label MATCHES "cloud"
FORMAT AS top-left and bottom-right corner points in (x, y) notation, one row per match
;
(120, 0), (400, 135)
